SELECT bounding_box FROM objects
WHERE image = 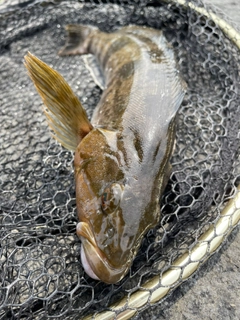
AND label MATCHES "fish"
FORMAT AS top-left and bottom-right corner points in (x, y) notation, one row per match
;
(24, 24), (185, 284)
